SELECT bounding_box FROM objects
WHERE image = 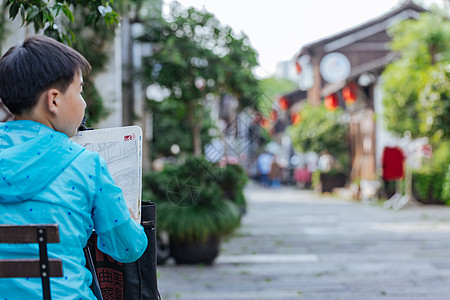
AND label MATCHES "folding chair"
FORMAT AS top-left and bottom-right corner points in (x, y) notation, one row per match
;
(0, 224), (63, 300)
